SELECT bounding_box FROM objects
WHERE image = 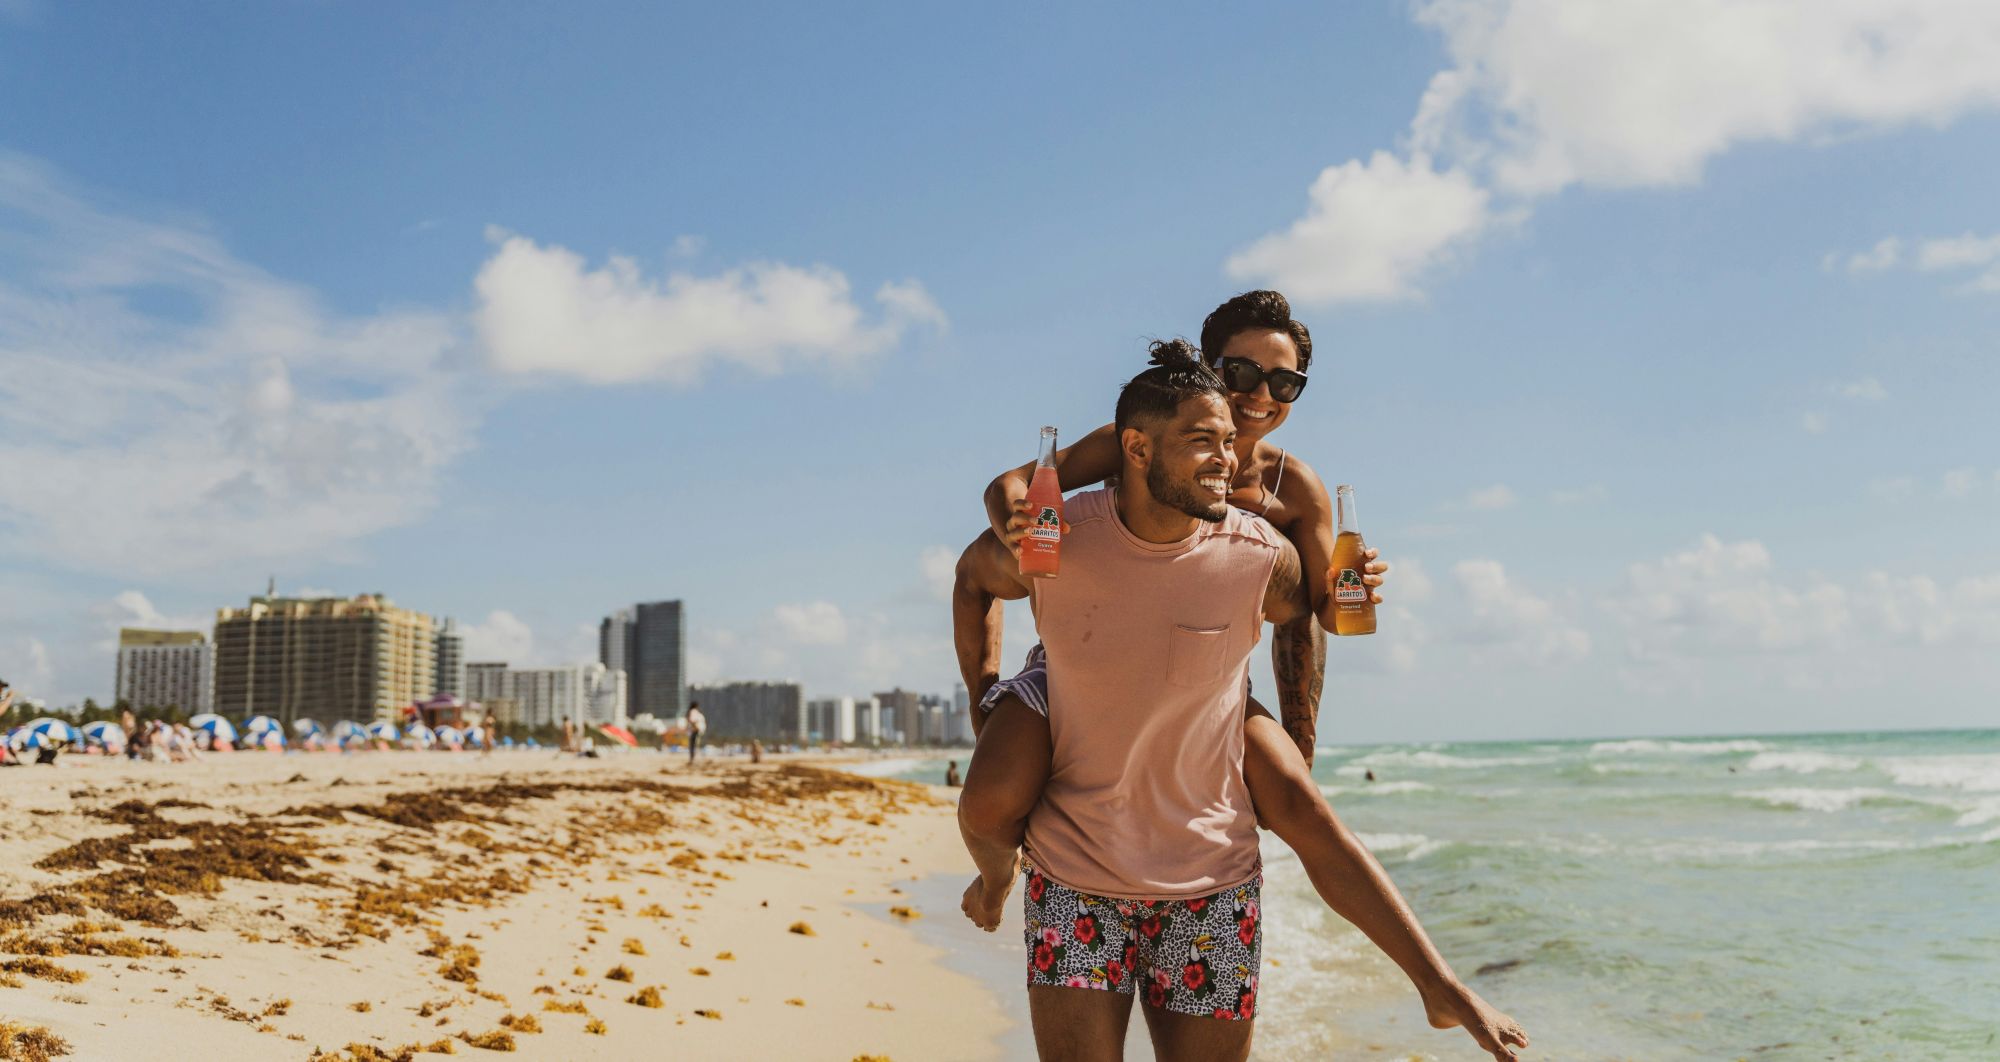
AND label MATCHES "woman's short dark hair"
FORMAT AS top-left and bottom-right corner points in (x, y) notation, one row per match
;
(1199, 290), (1312, 373)
(1115, 339), (1225, 435)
